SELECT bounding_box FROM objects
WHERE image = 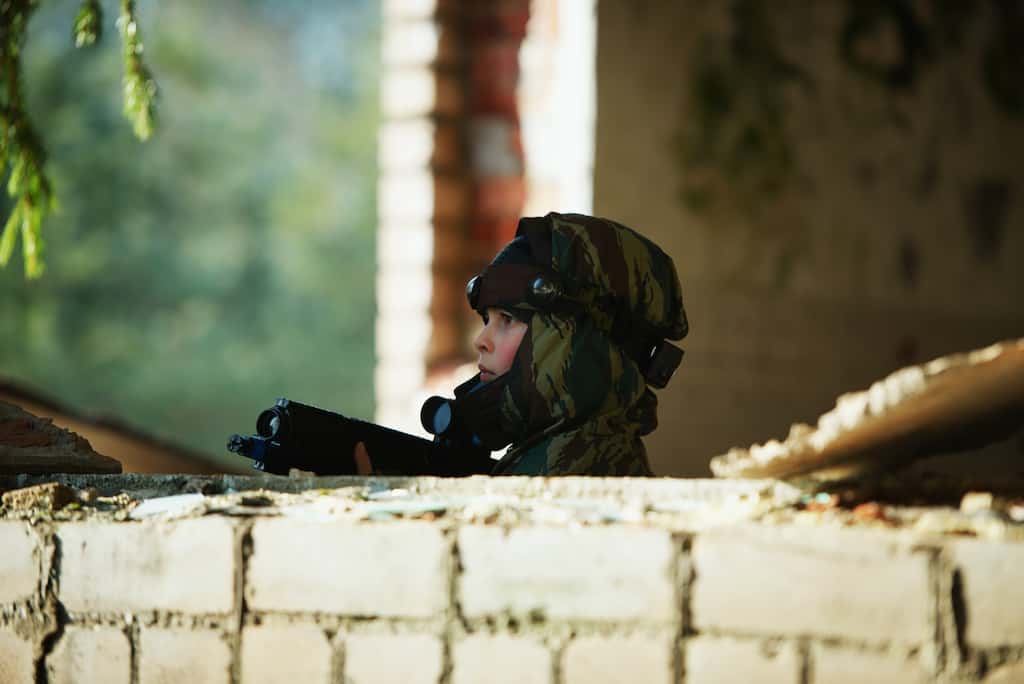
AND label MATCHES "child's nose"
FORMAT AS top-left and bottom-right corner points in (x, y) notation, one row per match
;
(474, 326), (493, 354)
